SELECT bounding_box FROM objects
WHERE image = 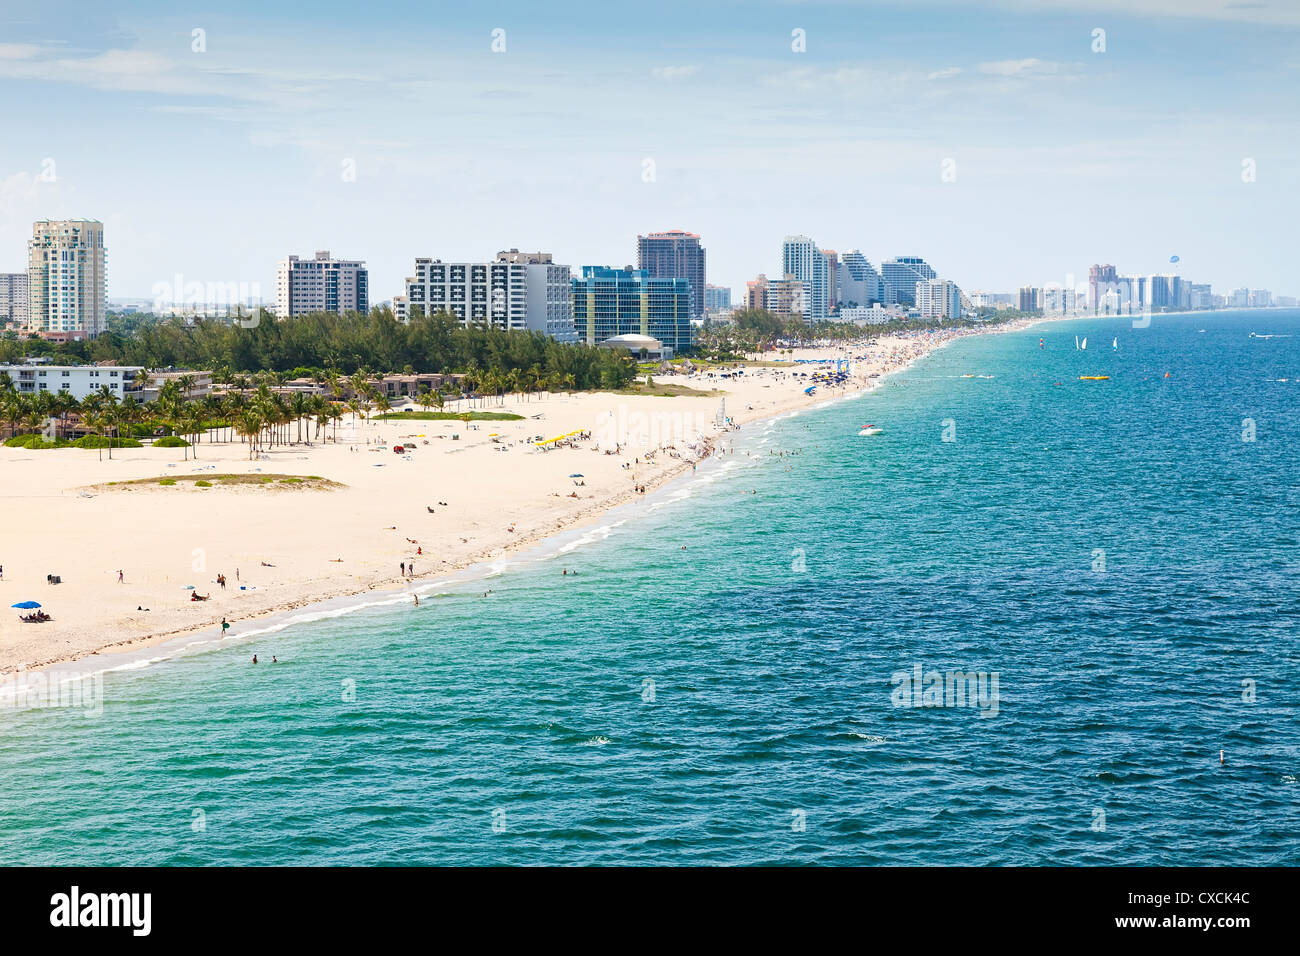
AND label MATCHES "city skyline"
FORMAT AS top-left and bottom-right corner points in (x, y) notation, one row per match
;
(2, 0), (1297, 303)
